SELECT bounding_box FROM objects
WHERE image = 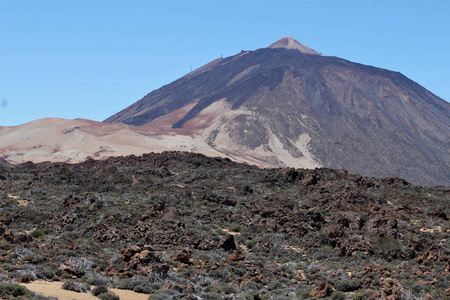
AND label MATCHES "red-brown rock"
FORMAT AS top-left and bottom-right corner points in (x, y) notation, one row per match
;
(172, 248), (191, 264)
(3, 230), (14, 243)
(121, 245), (142, 262)
(59, 262), (85, 278)
(228, 251), (245, 262)
(417, 251), (438, 265)
(139, 250), (156, 264)
(423, 294), (433, 300)
(310, 282), (331, 298)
